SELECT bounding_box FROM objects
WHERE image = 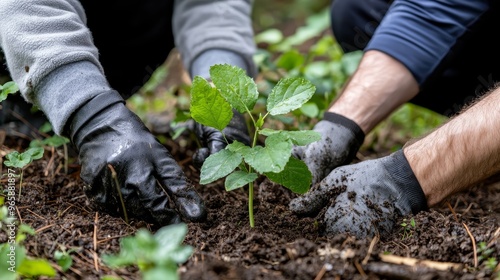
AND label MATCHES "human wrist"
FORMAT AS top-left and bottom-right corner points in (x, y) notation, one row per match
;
(383, 149), (428, 214)
(323, 112), (365, 148)
(66, 90), (124, 145)
(34, 61), (113, 135)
